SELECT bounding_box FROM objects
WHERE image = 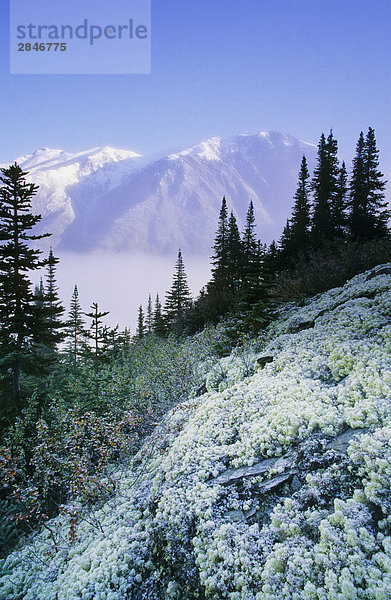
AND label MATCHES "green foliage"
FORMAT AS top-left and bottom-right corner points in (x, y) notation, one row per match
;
(273, 237), (391, 303)
(348, 127), (389, 240)
(311, 130), (340, 244)
(164, 249), (192, 329)
(0, 499), (20, 556)
(0, 163), (51, 417)
(0, 397), (140, 536)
